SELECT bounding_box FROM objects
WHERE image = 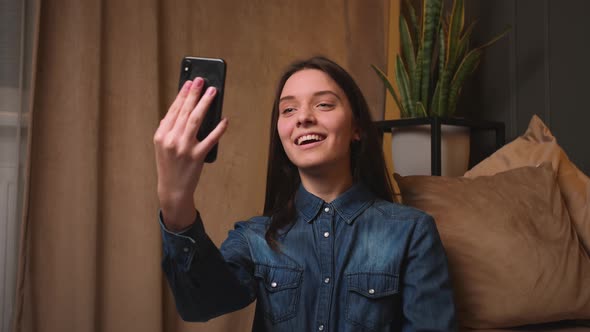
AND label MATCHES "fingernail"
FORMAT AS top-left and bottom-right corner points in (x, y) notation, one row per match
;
(184, 81), (193, 90)
(207, 87), (217, 96)
(195, 77), (204, 87)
